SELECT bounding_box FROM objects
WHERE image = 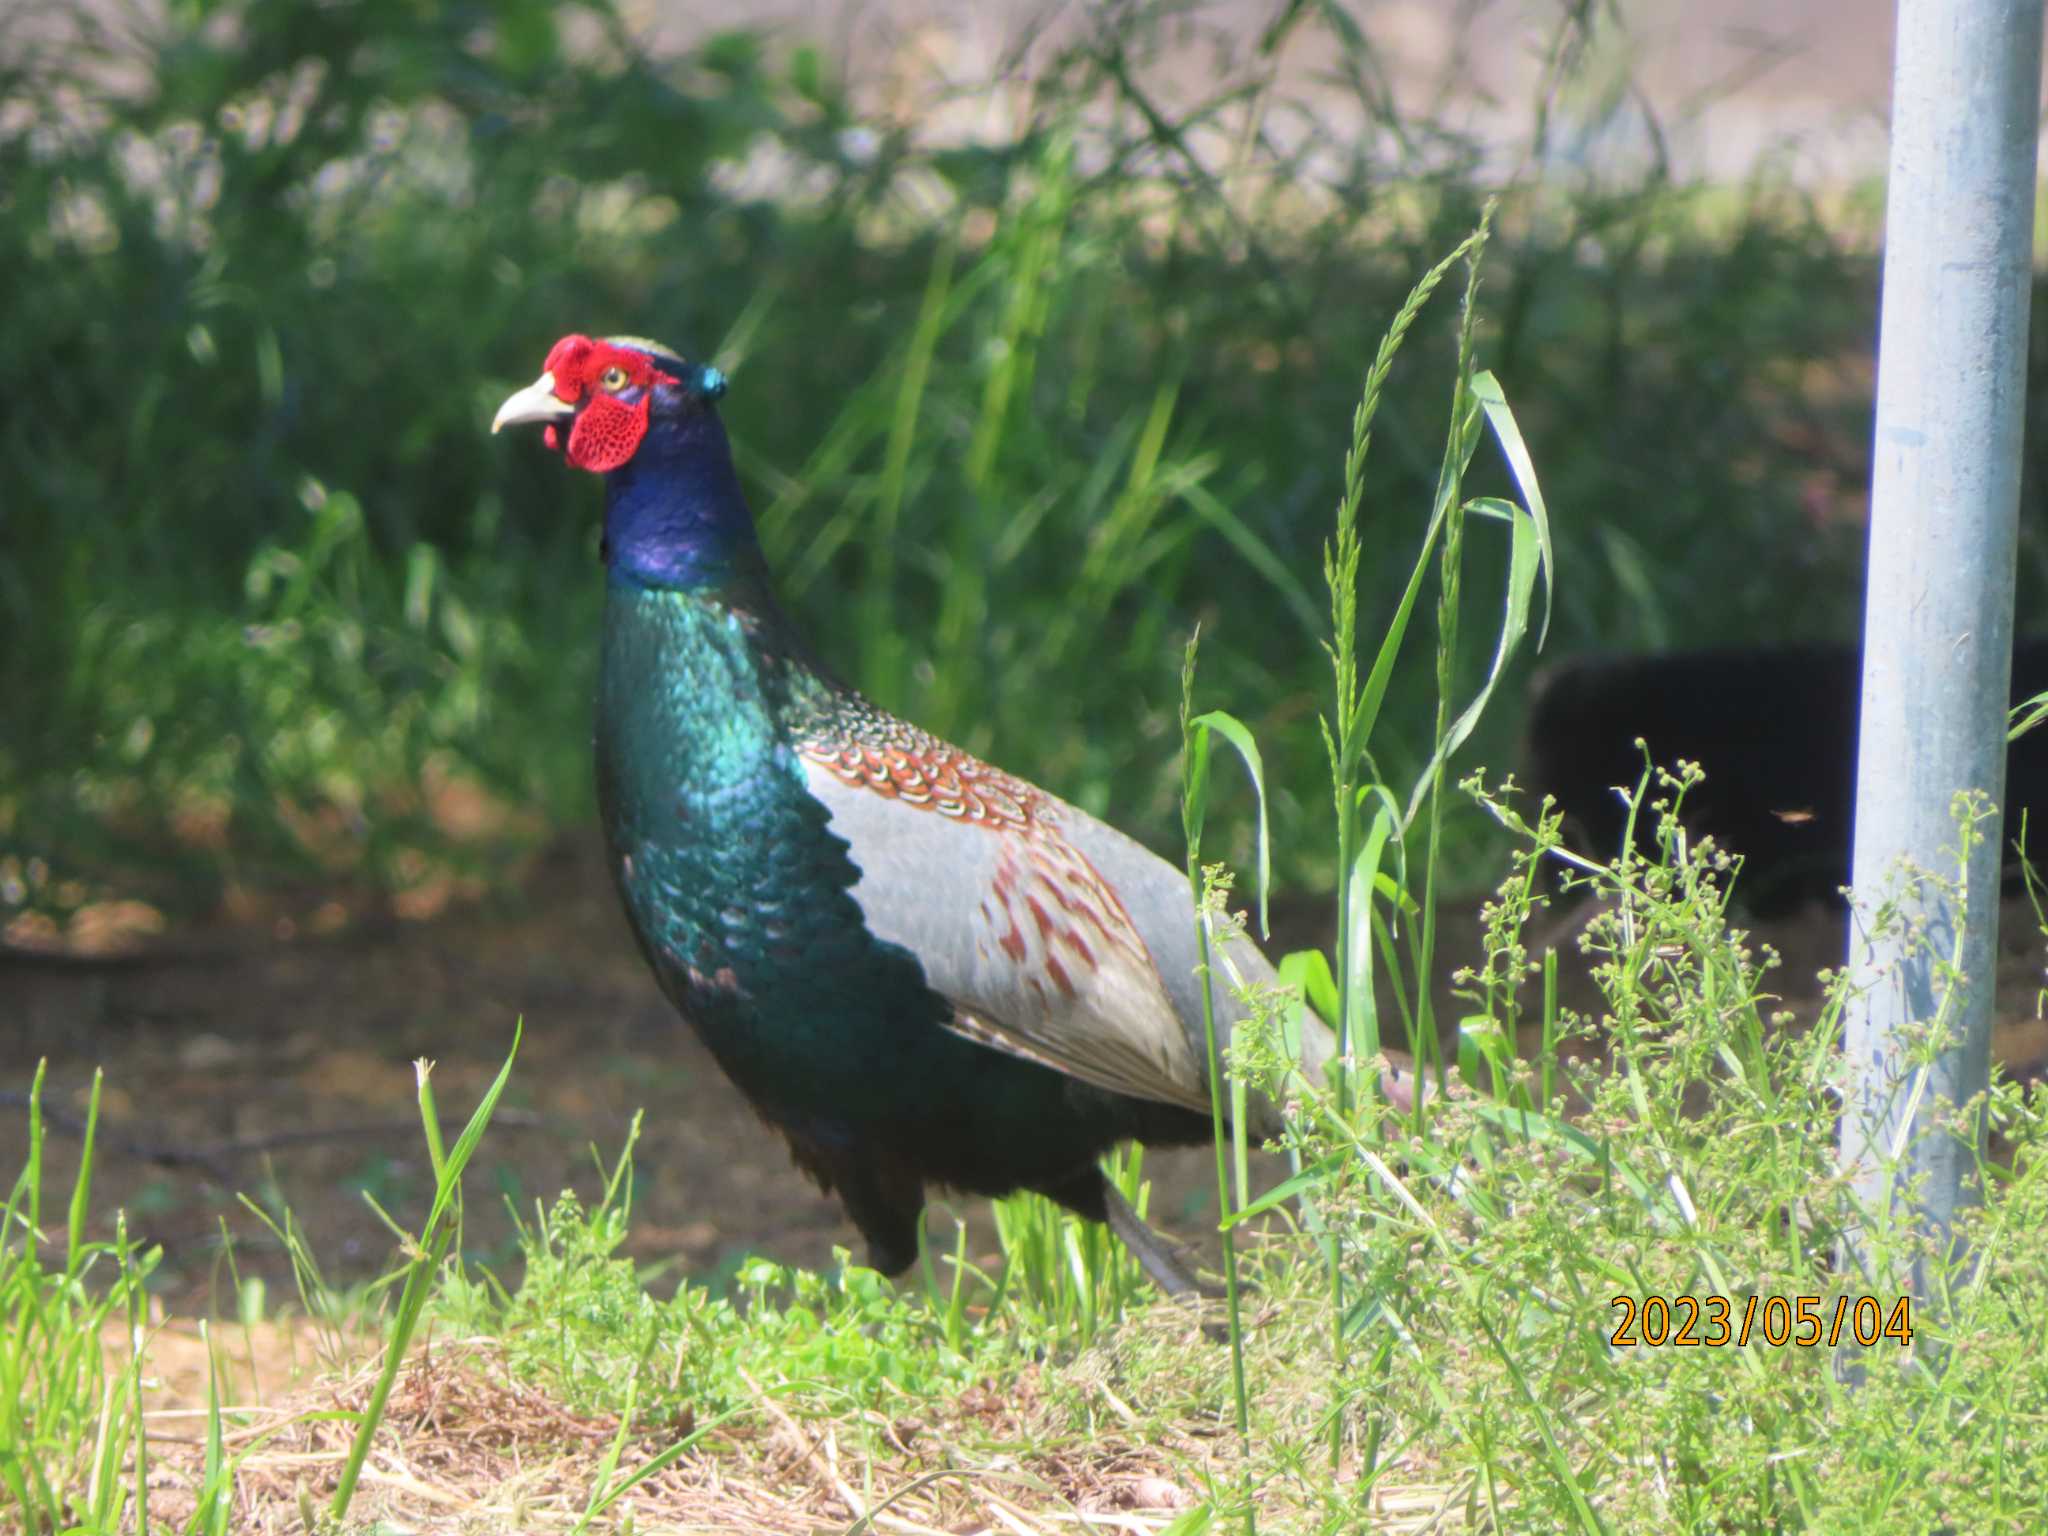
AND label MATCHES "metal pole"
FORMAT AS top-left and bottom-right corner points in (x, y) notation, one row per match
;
(1842, 0), (2041, 1297)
